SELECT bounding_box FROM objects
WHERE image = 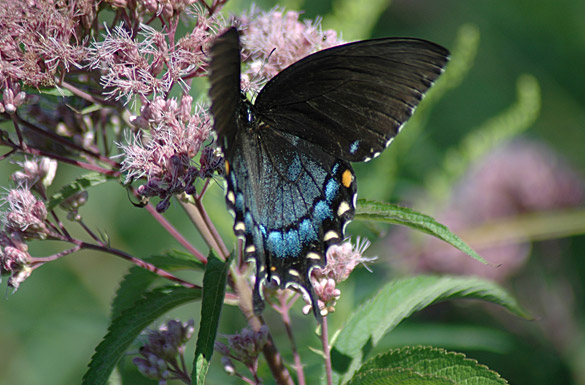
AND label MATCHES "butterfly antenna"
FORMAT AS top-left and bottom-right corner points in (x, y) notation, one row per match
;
(247, 47), (277, 100)
(256, 47), (276, 78)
